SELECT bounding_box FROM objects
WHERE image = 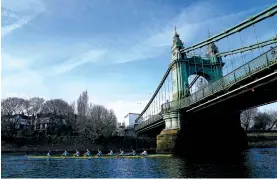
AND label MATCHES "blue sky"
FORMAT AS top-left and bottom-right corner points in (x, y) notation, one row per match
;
(1, 0), (277, 122)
